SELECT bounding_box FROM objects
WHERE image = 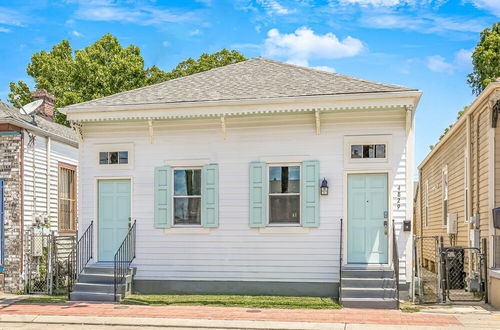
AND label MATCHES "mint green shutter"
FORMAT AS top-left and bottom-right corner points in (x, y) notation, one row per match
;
(302, 160), (320, 227)
(202, 164), (219, 228)
(154, 165), (171, 228)
(249, 162), (267, 227)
